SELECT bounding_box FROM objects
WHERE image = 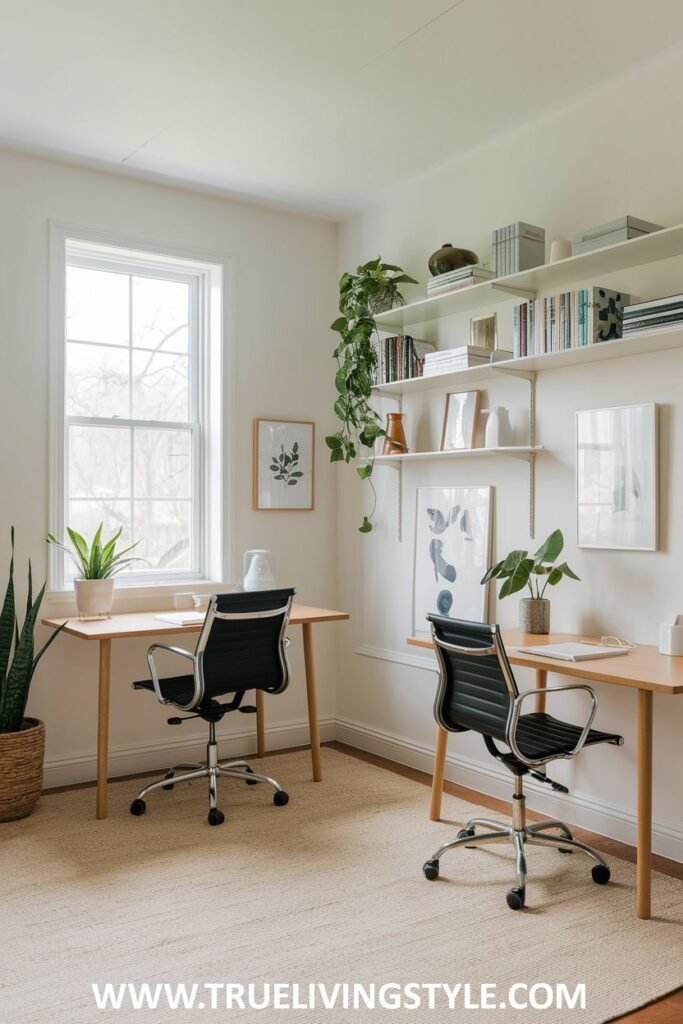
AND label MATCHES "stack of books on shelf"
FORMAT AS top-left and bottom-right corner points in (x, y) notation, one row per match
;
(512, 286), (628, 357)
(622, 294), (683, 336)
(423, 346), (513, 376)
(427, 265), (496, 296)
(492, 222), (545, 275)
(374, 335), (437, 384)
(572, 215), (663, 256)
